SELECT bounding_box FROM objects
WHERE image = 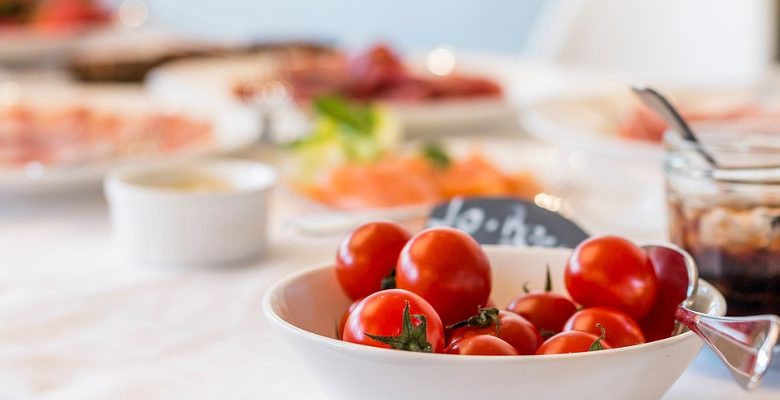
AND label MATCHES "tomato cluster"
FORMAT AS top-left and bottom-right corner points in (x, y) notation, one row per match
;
(335, 223), (663, 356)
